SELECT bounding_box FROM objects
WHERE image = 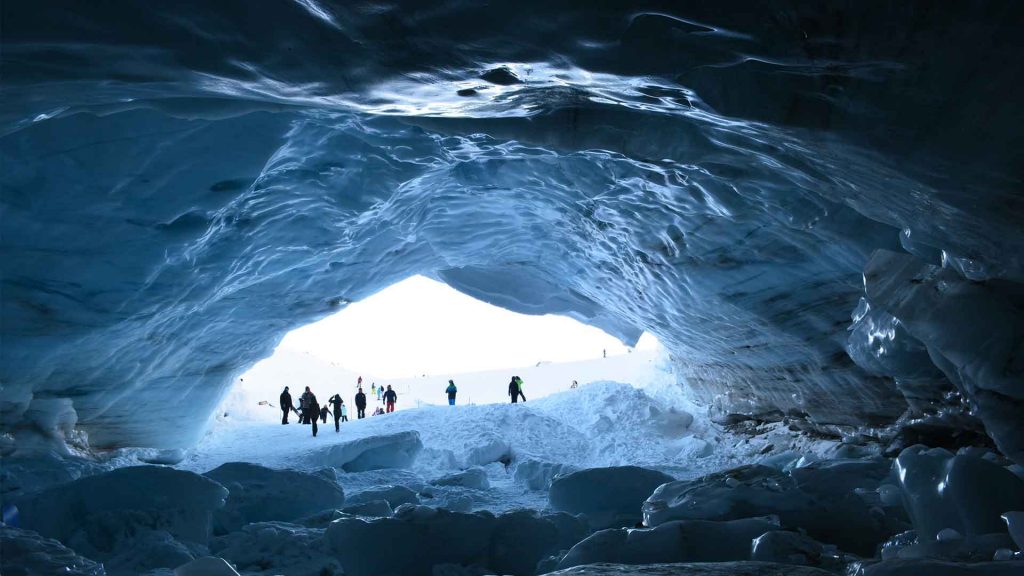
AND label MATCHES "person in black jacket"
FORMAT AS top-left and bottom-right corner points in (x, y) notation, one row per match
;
(384, 385), (397, 413)
(279, 386), (294, 424)
(308, 397), (319, 437)
(508, 377), (520, 404)
(328, 394), (344, 431)
(355, 388), (367, 419)
(299, 386), (316, 424)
